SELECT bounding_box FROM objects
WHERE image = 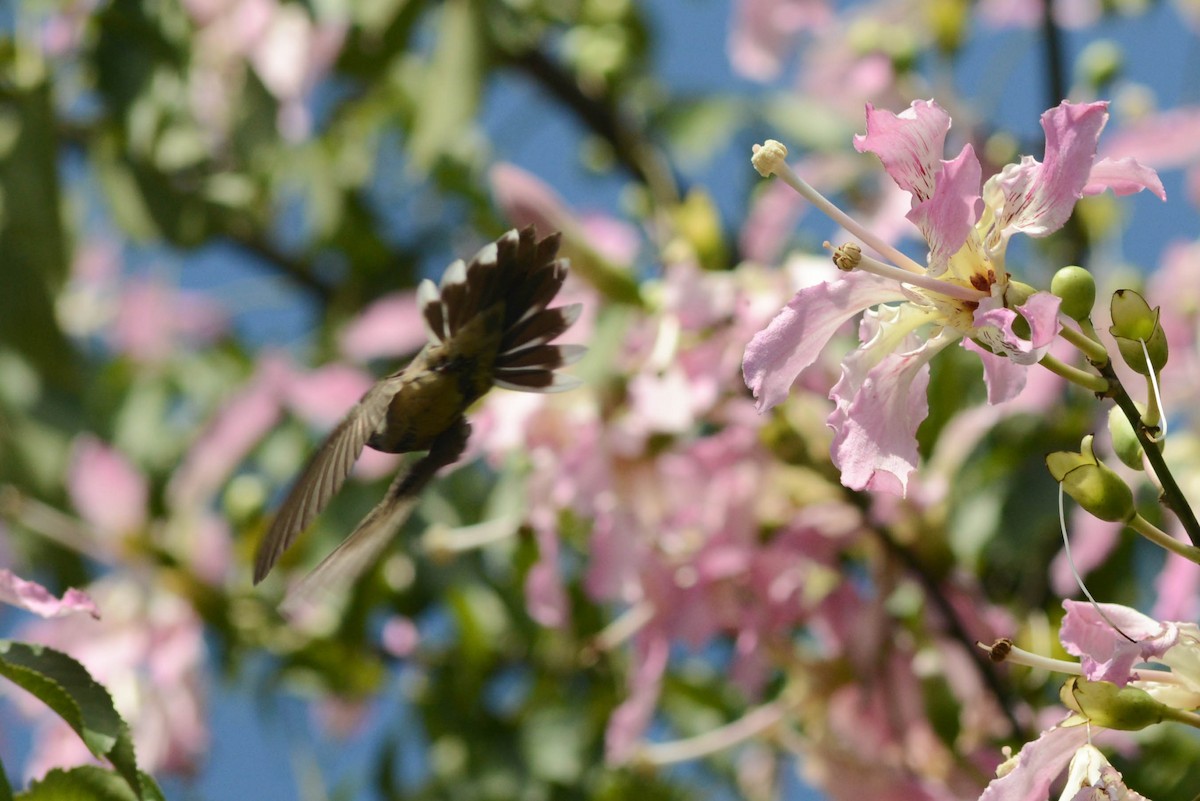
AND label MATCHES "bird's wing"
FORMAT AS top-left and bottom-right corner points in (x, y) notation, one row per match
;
(253, 378), (402, 584)
(278, 419), (471, 618)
